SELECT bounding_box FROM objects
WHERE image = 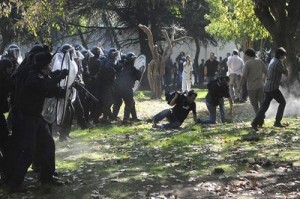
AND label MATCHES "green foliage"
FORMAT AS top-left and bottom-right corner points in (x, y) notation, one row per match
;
(18, 0), (65, 41)
(205, 0), (270, 44)
(0, 0), (22, 17)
